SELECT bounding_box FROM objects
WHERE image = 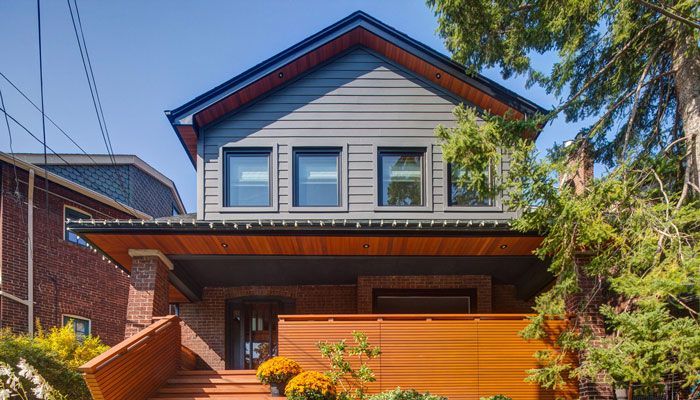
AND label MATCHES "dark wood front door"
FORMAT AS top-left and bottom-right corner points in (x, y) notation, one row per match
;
(226, 297), (295, 369)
